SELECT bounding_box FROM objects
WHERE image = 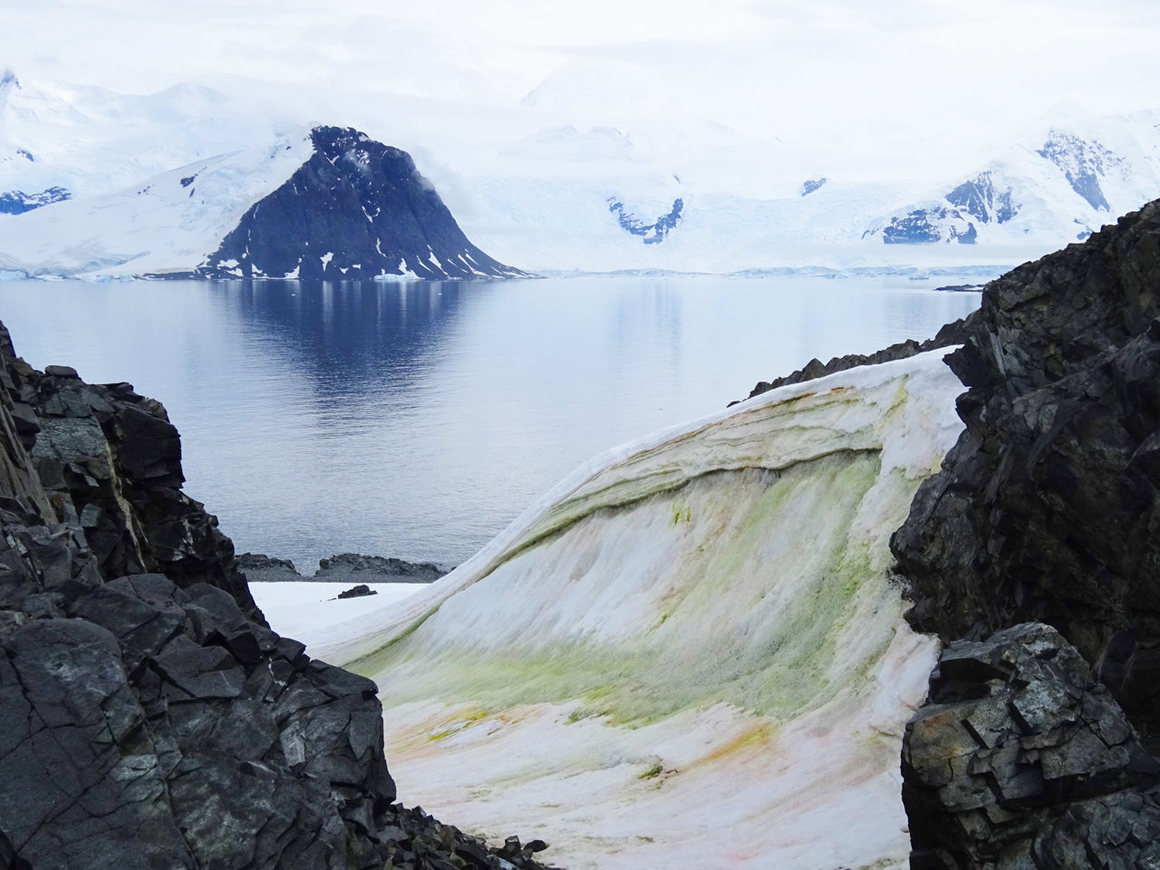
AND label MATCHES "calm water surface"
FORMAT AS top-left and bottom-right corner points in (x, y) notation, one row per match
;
(0, 275), (982, 570)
